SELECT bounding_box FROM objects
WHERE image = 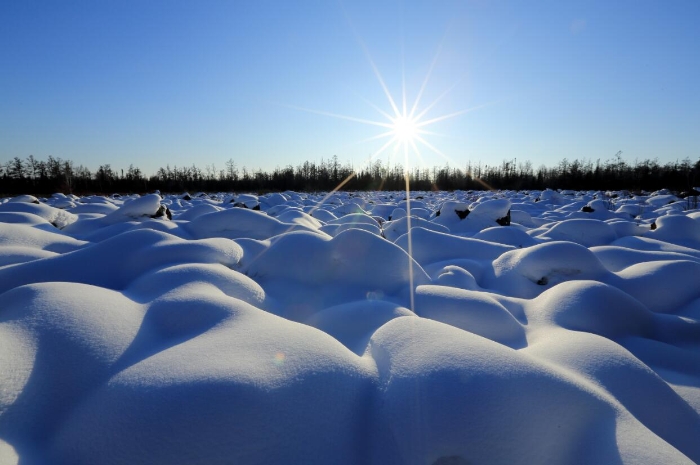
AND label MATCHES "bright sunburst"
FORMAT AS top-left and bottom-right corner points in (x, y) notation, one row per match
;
(286, 33), (487, 173)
